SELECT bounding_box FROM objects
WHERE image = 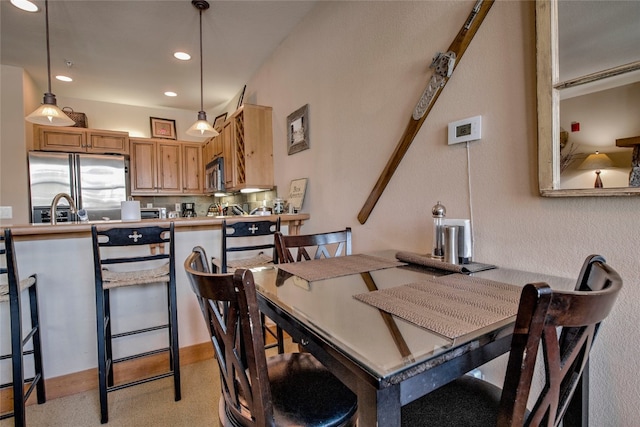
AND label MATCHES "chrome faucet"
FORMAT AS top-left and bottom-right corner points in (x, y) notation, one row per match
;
(50, 193), (77, 225)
